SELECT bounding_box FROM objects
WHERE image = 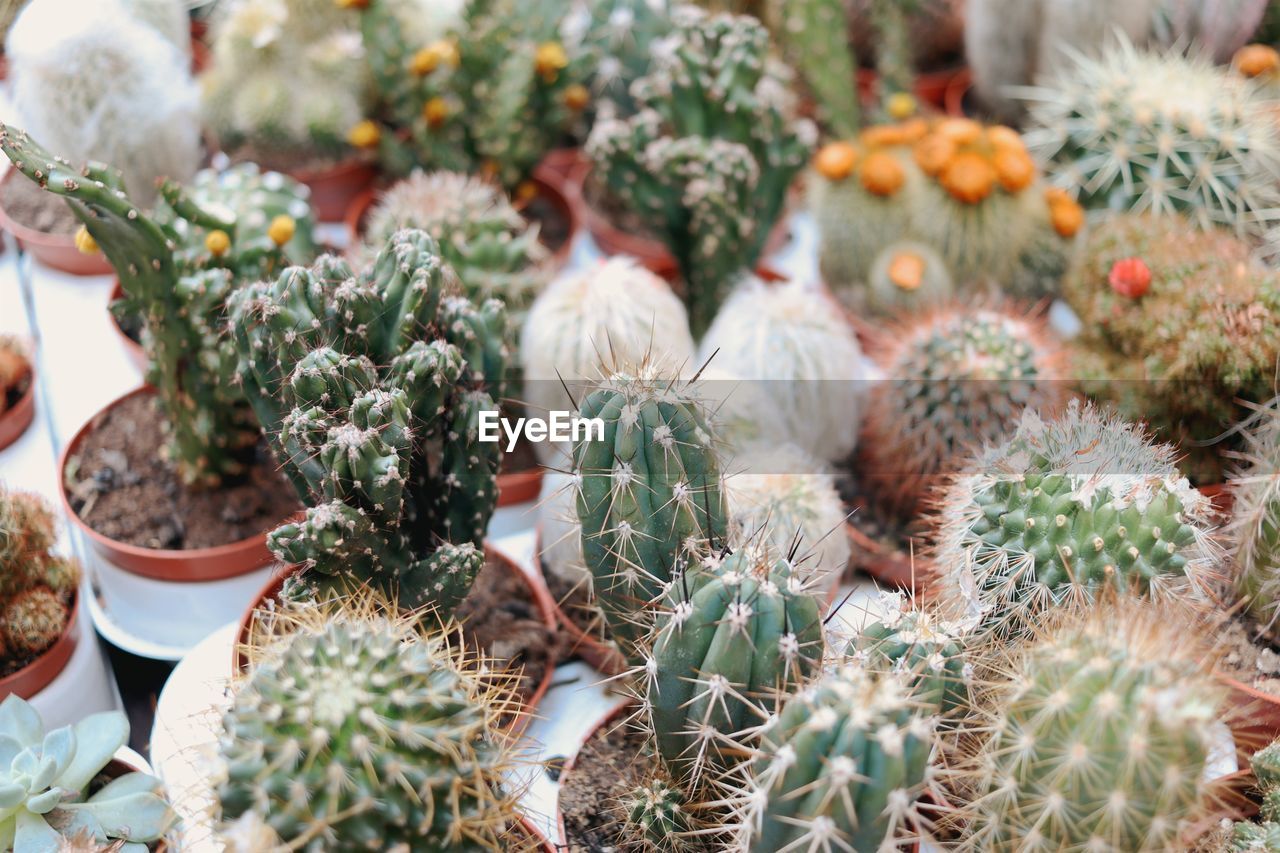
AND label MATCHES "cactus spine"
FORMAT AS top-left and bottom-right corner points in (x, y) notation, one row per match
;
(1228, 399), (1280, 641)
(229, 229), (507, 611)
(0, 487), (79, 665)
(575, 0), (674, 121)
